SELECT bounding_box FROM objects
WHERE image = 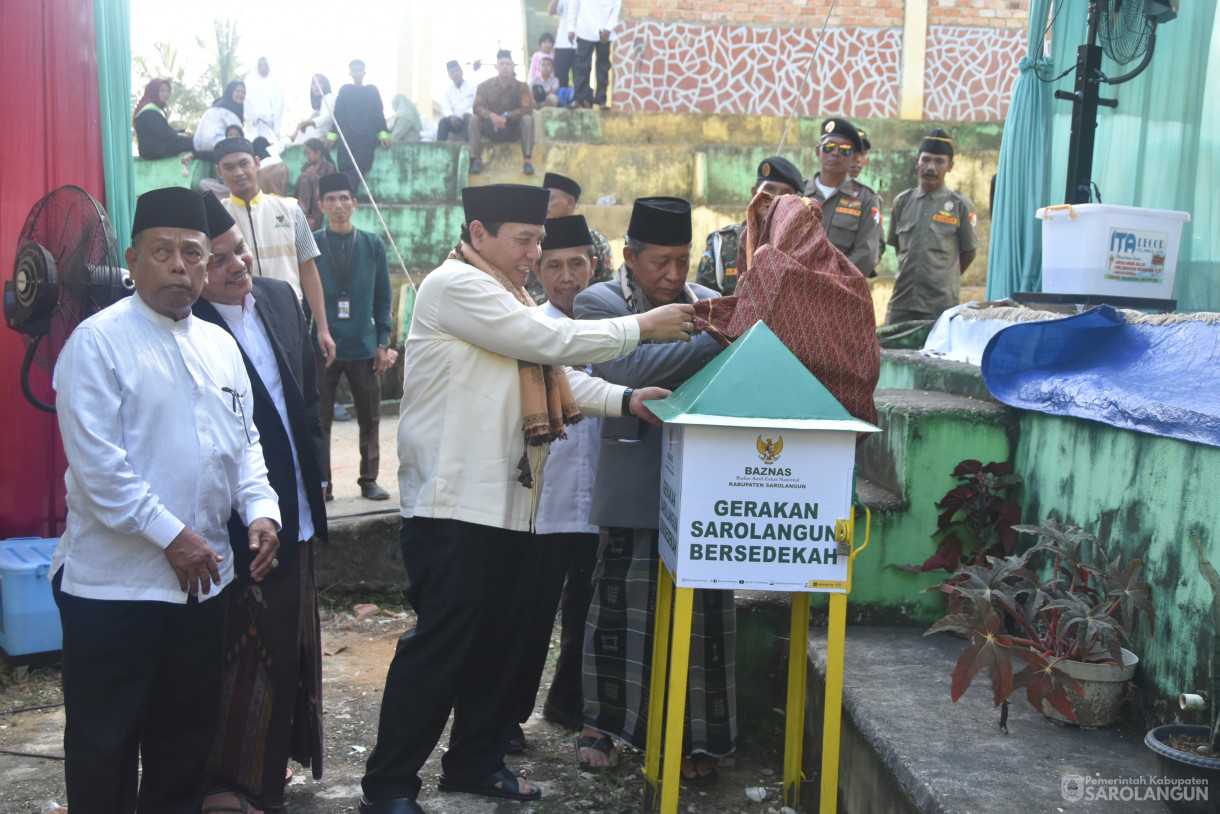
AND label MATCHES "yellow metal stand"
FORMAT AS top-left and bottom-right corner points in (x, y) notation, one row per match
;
(643, 508), (870, 814)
